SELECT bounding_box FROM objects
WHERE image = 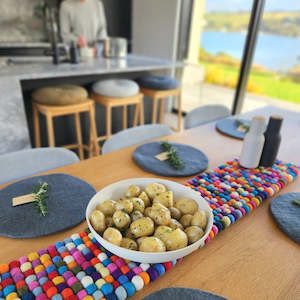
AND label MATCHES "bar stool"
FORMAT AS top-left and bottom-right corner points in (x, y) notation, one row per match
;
(91, 79), (144, 146)
(137, 76), (182, 131)
(32, 85), (100, 159)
